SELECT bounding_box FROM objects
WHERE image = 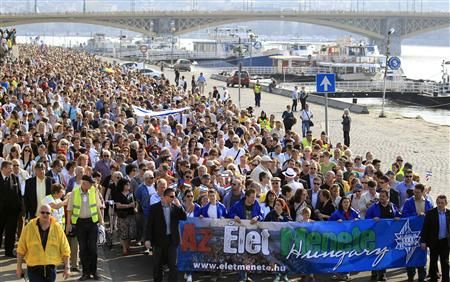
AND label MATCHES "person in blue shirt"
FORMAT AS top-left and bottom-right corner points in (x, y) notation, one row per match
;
(366, 190), (400, 281)
(182, 188), (201, 218)
(329, 196), (360, 281)
(401, 183), (433, 282)
(199, 190), (227, 219)
(395, 169), (416, 208)
(401, 183), (433, 217)
(228, 188), (263, 222)
(227, 188), (263, 282)
(135, 171), (156, 249)
(329, 196), (360, 222)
